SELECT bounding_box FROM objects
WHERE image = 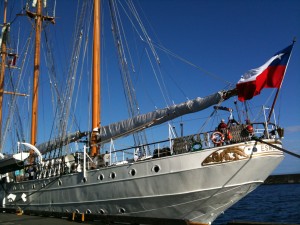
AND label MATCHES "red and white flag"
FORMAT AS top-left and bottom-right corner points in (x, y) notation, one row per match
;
(236, 44), (293, 102)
